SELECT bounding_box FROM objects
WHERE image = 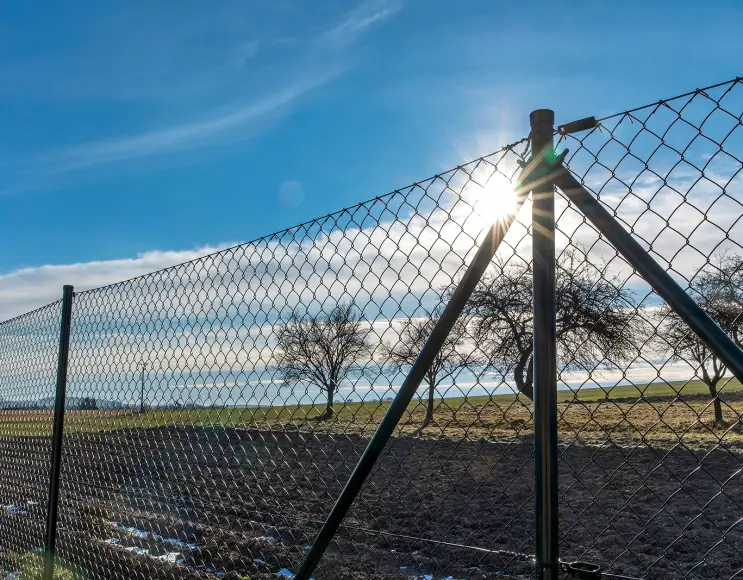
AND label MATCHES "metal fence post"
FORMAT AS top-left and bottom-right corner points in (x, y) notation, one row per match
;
(44, 285), (74, 580)
(530, 110), (559, 580)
